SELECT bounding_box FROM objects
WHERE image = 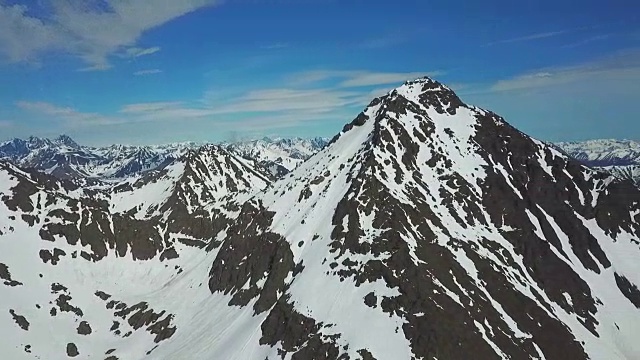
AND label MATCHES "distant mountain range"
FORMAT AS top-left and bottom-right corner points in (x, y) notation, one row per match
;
(0, 135), (329, 182)
(2, 77), (640, 359)
(2, 134), (637, 188)
(223, 137), (329, 177)
(555, 139), (640, 185)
